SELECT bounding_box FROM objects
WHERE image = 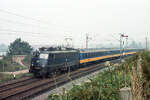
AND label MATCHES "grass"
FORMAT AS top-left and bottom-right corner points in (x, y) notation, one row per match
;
(47, 51), (150, 100)
(47, 62), (130, 100)
(0, 73), (14, 83)
(0, 73), (33, 83)
(0, 55), (33, 84)
(0, 55), (32, 72)
(23, 54), (32, 67)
